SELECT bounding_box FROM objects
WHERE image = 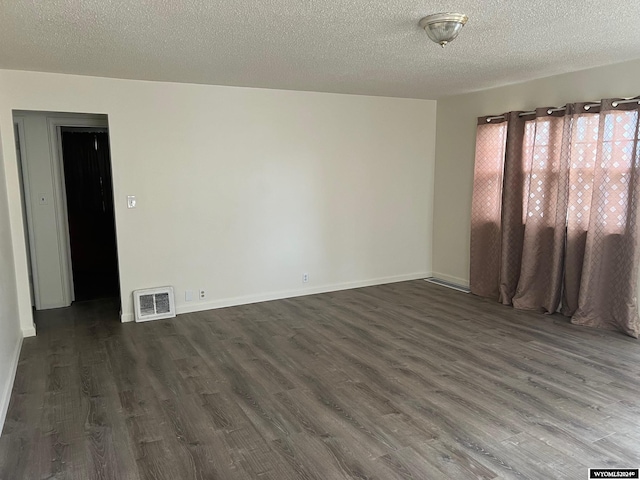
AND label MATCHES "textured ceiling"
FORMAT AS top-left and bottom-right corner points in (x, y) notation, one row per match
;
(1, 0), (639, 99)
